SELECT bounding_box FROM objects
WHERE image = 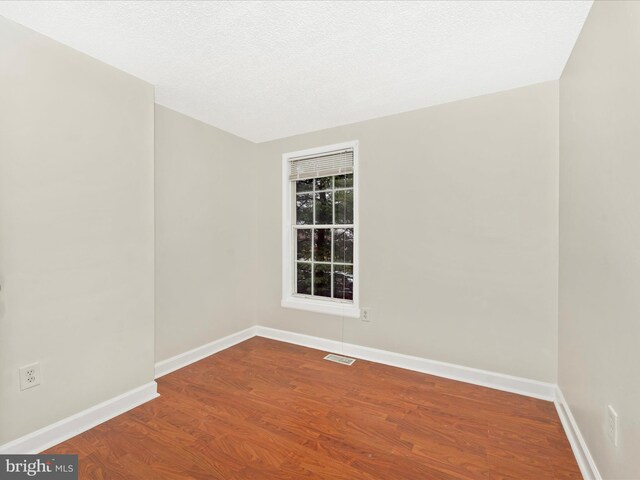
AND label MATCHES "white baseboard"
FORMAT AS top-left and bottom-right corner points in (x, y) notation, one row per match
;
(154, 325), (555, 401)
(0, 381), (158, 454)
(155, 327), (255, 378)
(253, 326), (556, 401)
(1, 326), (578, 460)
(0, 325), (597, 480)
(554, 387), (601, 480)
